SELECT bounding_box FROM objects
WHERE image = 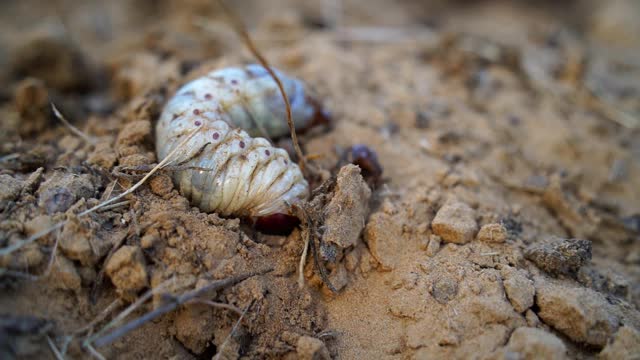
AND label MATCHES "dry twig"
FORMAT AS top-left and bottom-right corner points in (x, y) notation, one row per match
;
(90, 268), (271, 348)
